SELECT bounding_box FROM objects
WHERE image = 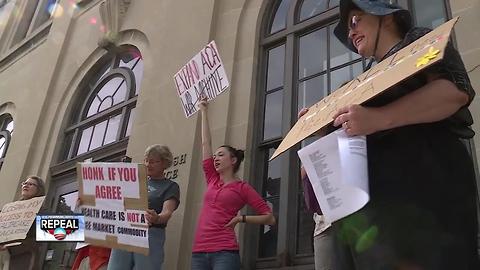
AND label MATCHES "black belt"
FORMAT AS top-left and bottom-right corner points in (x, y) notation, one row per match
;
(192, 250), (239, 254)
(150, 223), (166, 229)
